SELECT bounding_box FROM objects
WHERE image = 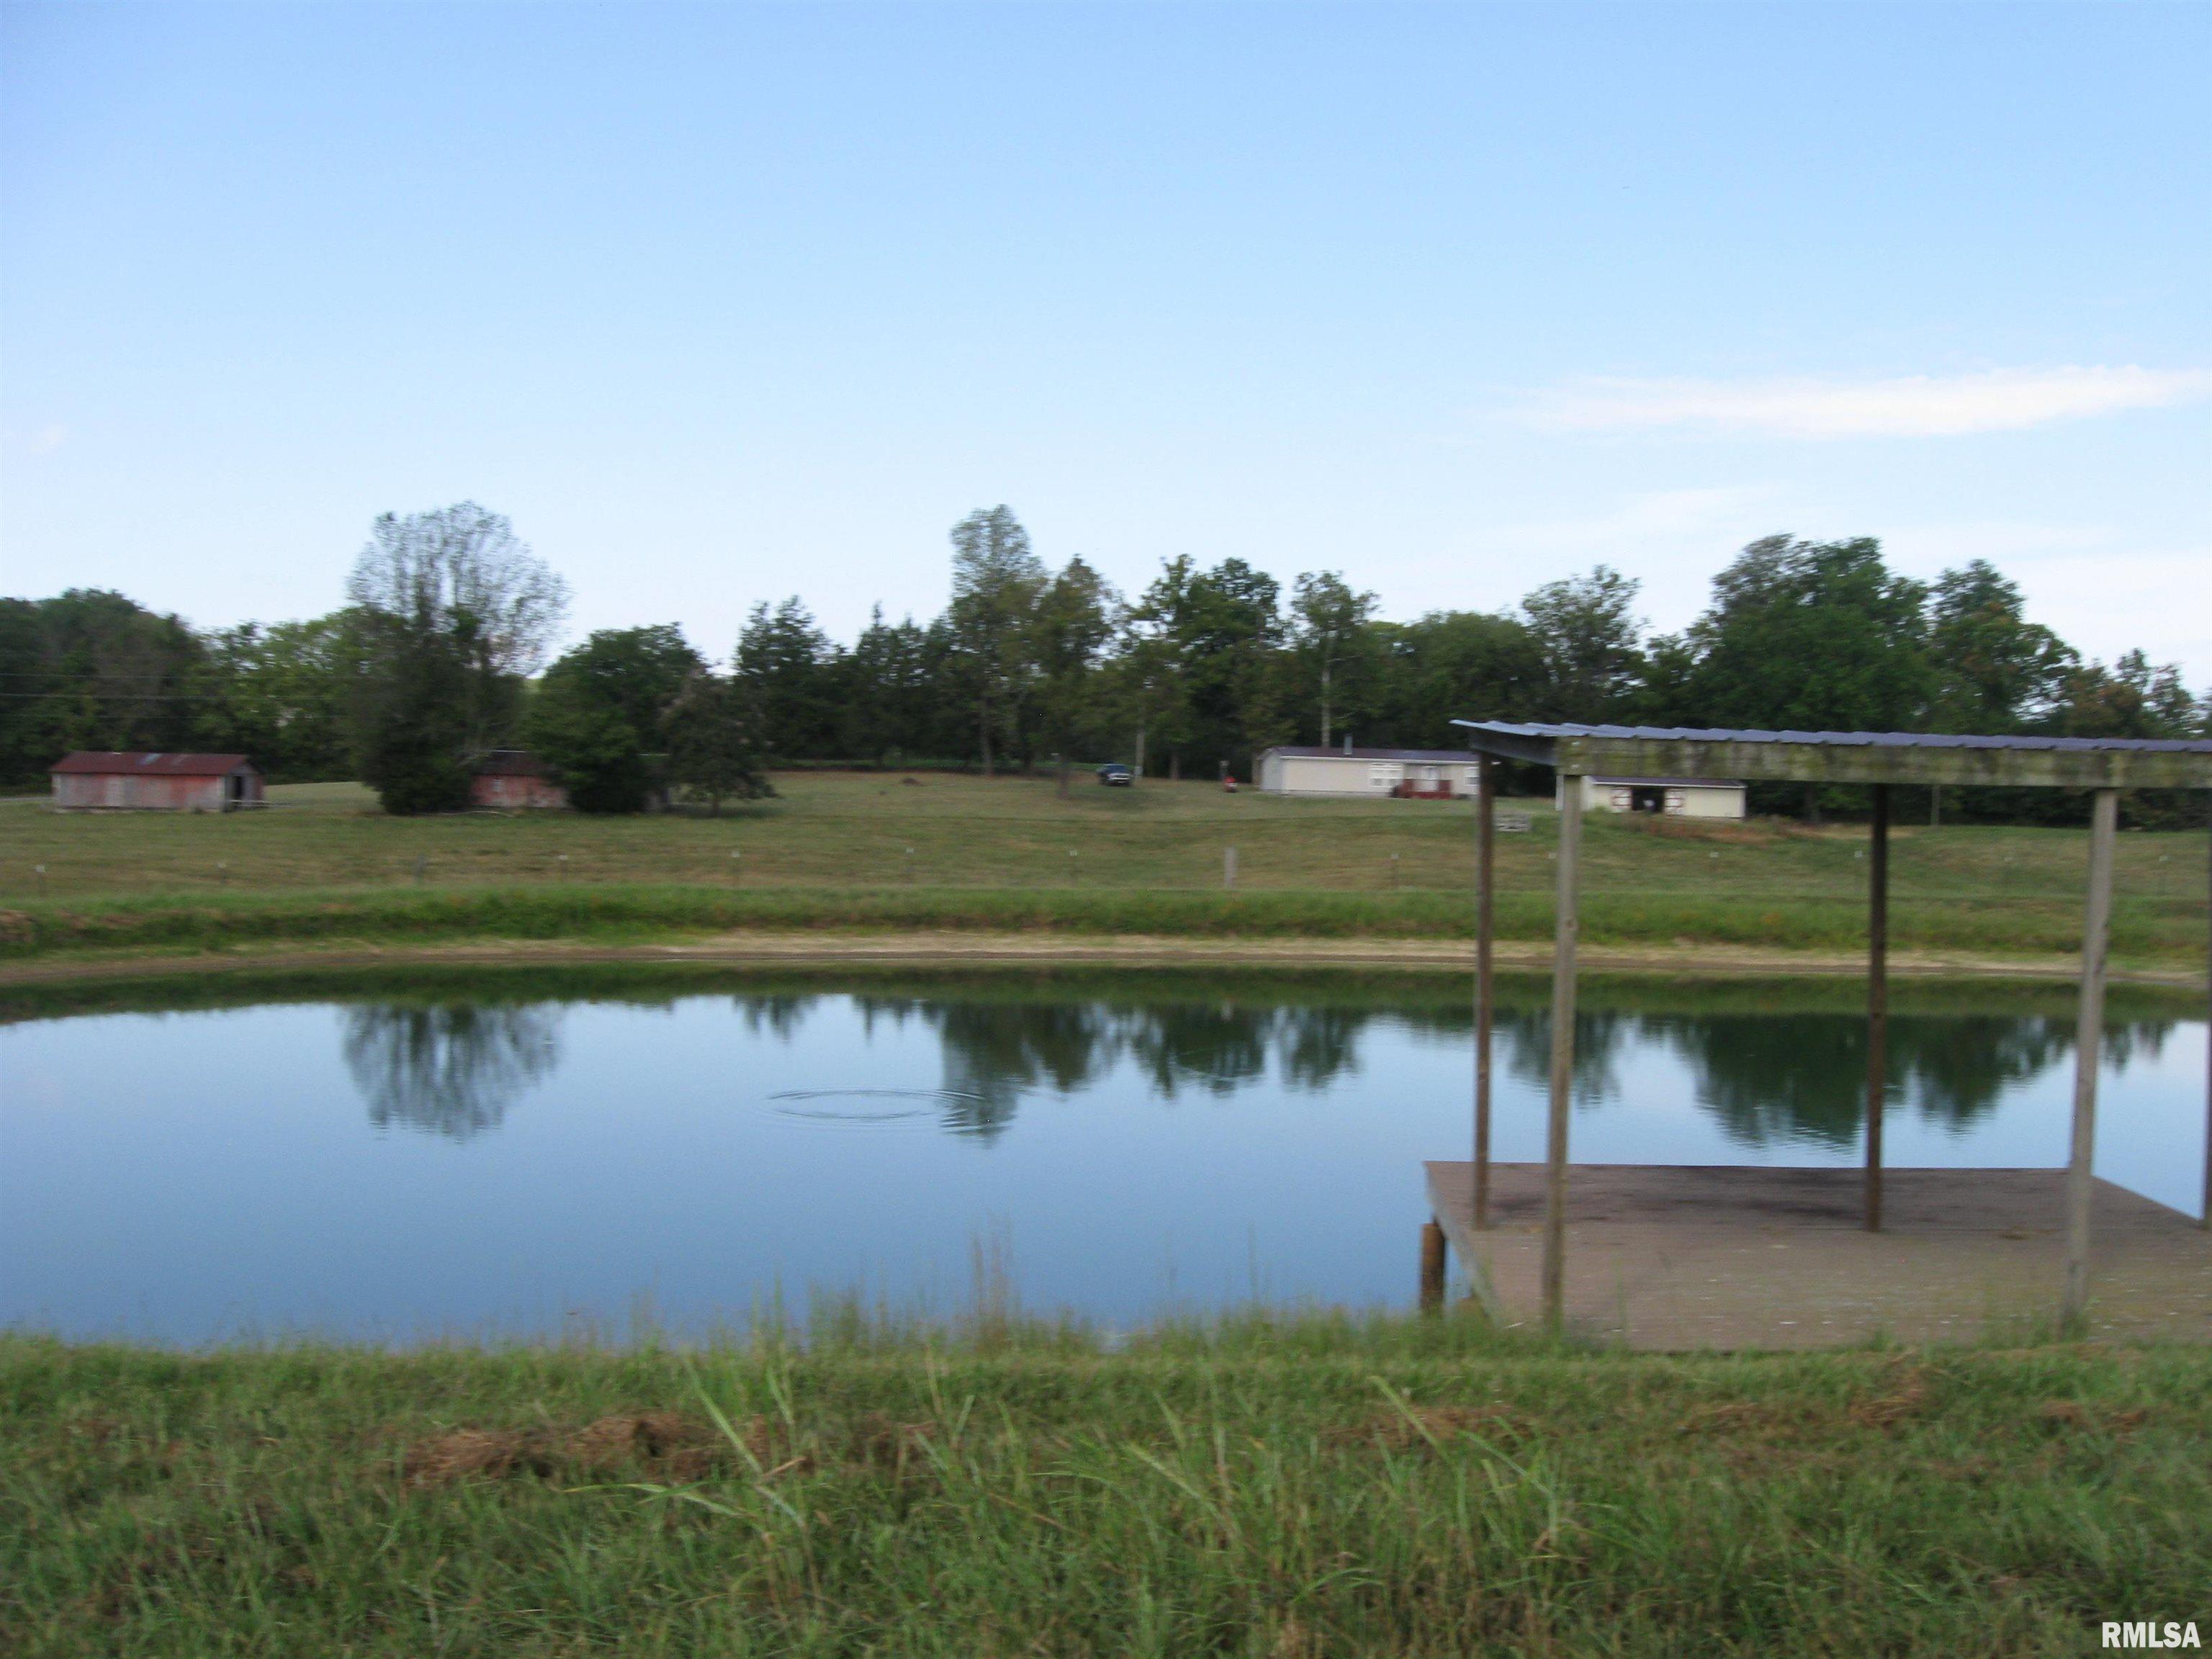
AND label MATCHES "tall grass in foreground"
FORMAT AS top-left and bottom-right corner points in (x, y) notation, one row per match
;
(4, 1315), (2206, 1656)
(3, 880), (2200, 963)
